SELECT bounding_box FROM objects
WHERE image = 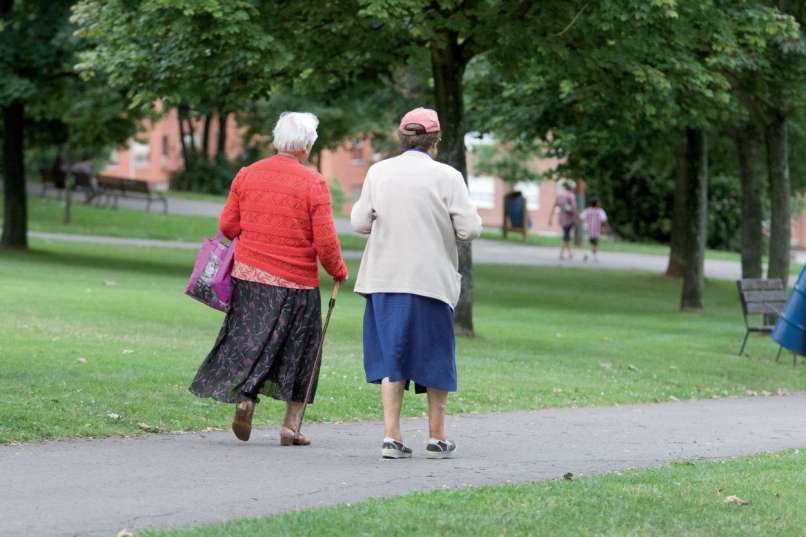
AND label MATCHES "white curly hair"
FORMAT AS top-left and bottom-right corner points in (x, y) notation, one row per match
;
(272, 112), (319, 153)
